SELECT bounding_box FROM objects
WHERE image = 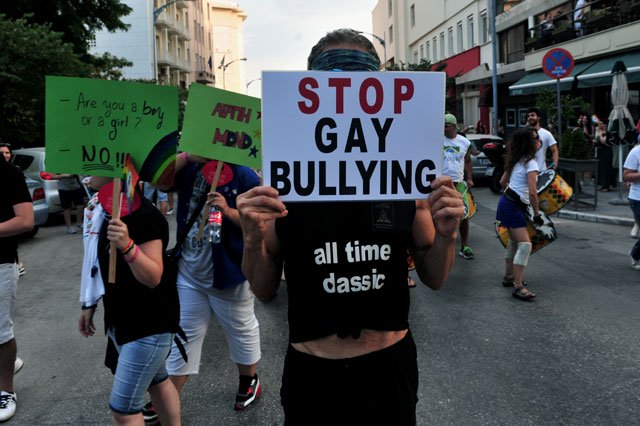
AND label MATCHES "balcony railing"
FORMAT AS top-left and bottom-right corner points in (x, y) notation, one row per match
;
(525, 0), (640, 53)
(196, 70), (215, 84)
